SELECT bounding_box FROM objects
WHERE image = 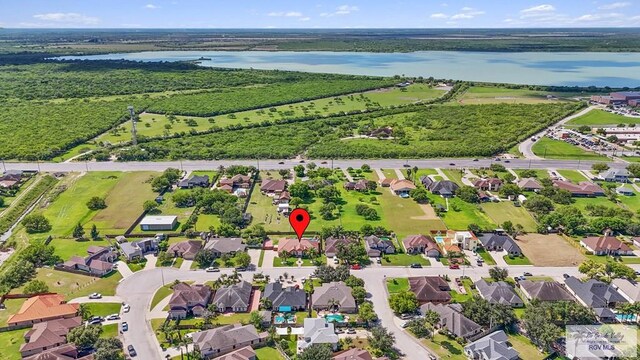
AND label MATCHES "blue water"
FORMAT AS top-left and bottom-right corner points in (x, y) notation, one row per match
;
(434, 236), (445, 245)
(325, 314), (345, 322)
(58, 50), (640, 87)
(616, 314), (637, 322)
